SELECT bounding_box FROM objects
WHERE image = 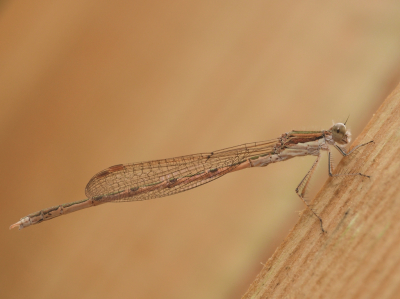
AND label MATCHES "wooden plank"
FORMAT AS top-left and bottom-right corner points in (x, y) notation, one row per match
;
(243, 83), (400, 299)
